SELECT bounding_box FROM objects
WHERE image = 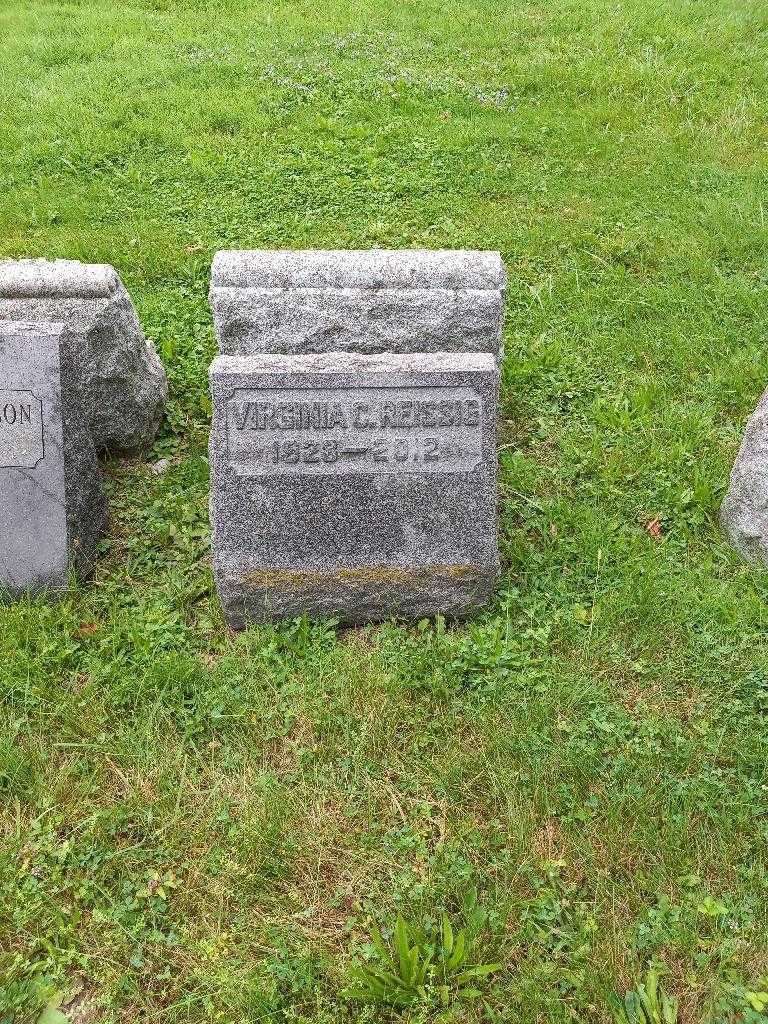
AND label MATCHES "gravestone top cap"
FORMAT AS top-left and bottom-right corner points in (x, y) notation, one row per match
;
(211, 250), (507, 291)
(210, 351), (497, 377)
(0, 259), (119, 299)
